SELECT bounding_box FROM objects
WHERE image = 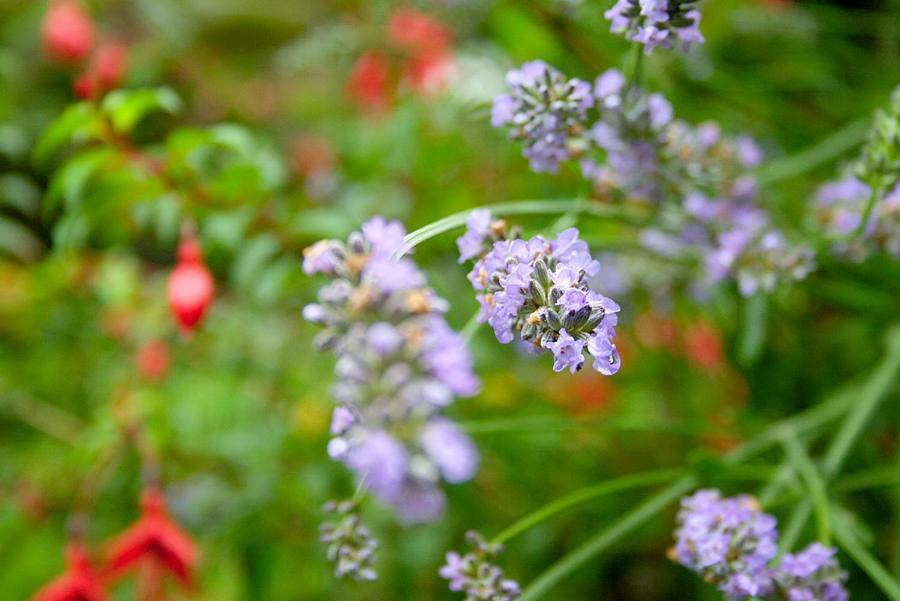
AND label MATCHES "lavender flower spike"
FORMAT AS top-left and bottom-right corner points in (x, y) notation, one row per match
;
(440, 531), (521, 601)
(775, 543), (849, 601)
(304, 216), (482, 527)
(605, 0), (704, 54)
(459, 210), (622, 376)
(491, 60), (593, 173)
(672, 489), (778, 600)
